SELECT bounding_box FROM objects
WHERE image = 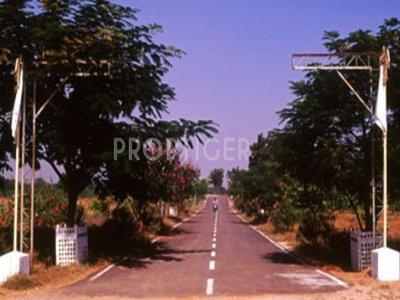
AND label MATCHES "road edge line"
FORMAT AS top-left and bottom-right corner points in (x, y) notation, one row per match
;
(231, 208), (348, 288)
(88, 263), (116, 282)
(88, 254), (128, 282)
(88, 199), (207, 282)
(316, 269), (348, 287)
